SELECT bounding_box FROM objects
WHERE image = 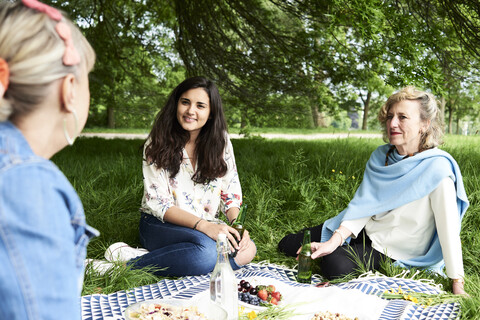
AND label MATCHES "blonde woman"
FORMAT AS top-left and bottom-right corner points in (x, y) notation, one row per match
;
(0, 1), (96, 318)
(279, 87), (468, 295)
